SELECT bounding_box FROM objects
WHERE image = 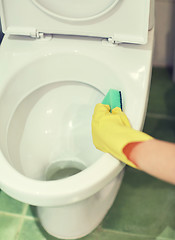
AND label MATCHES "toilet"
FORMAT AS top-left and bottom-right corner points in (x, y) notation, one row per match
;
(0, 0), (154, 239)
